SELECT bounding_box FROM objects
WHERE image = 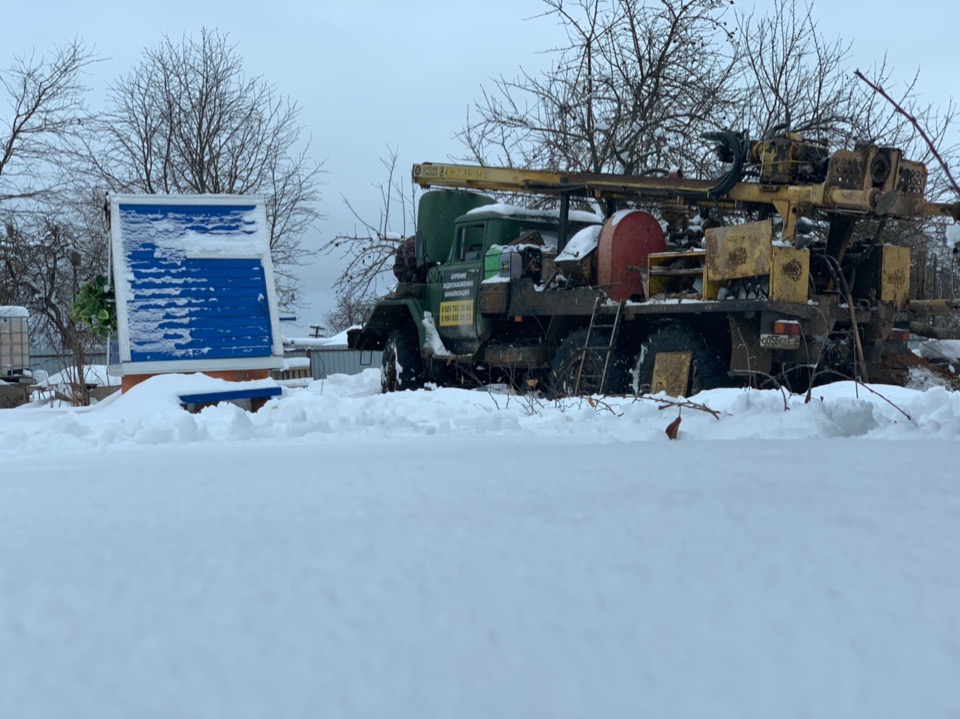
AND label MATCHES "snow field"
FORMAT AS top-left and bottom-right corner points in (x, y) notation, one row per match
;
(1, 372), (959, 718)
